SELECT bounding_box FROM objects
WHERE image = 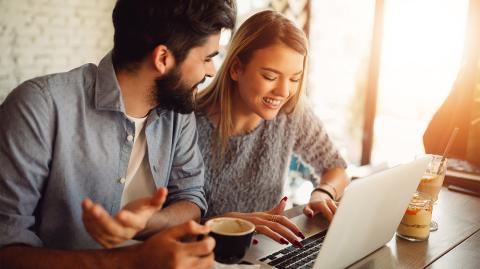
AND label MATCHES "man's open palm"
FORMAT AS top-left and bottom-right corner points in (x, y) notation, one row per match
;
(82, 187), (168, 248)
